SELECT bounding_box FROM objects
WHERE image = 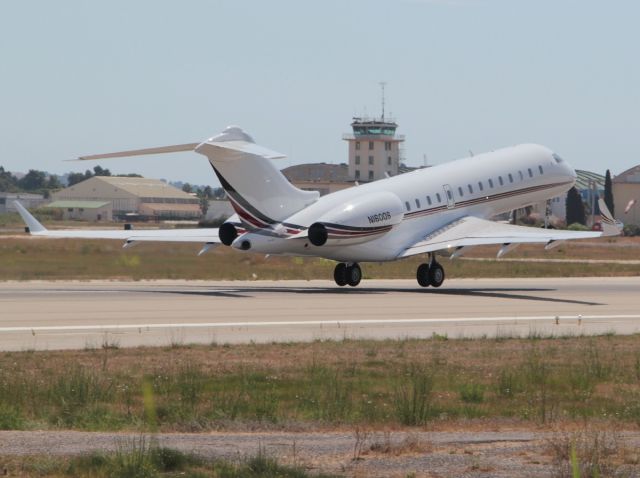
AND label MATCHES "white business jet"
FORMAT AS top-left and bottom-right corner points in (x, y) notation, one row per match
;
(15, 126), (622, 288)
